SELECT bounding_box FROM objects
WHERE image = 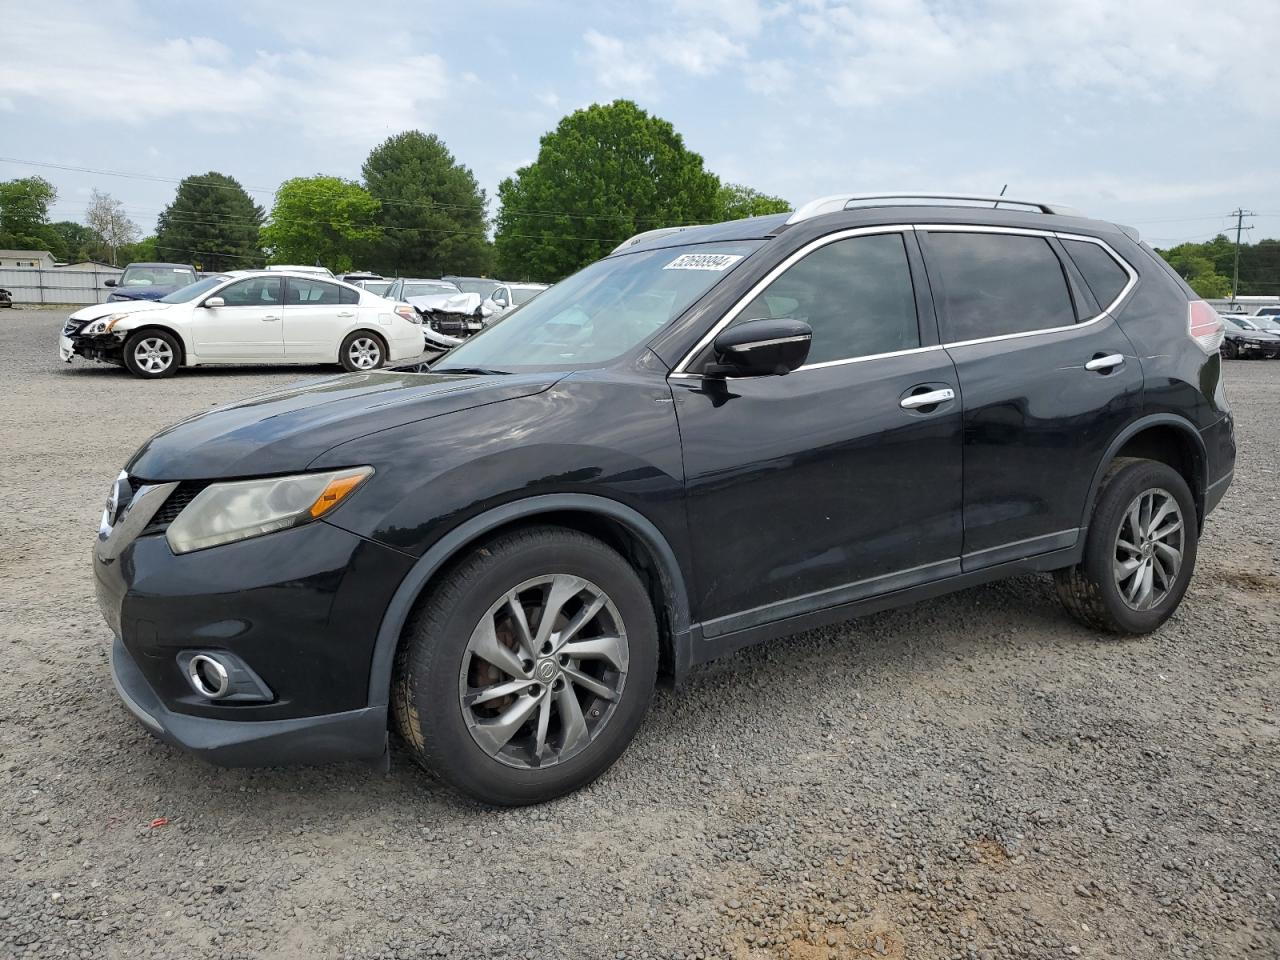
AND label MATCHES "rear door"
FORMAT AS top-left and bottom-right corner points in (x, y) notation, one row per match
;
(672, 228), (965, 637)
(283, 277), (356, 359)
(917, 227), (1142, 571)
(192, 276), (284, 359)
